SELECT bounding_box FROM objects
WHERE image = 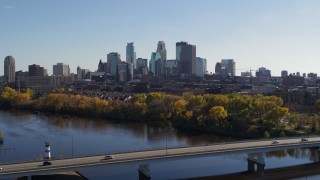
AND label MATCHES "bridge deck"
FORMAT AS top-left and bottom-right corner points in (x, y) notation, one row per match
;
(1, 137), (320, 176)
